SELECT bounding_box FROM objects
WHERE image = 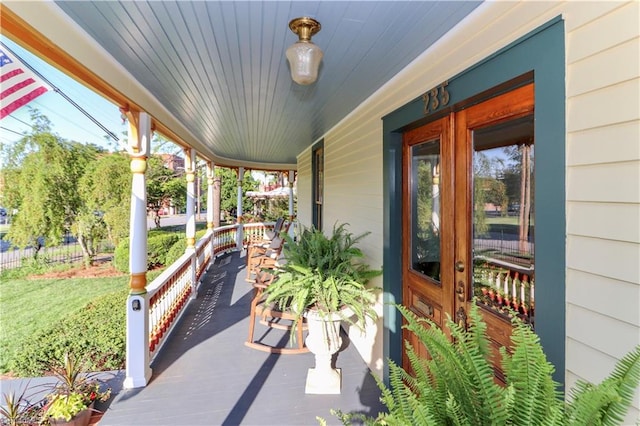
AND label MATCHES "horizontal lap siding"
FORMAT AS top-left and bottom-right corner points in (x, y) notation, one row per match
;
(296, 2), (640, 413)
(323, 114), (385, 373)
(296, 148), (312, 228)
(565, 1), (640, 420)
